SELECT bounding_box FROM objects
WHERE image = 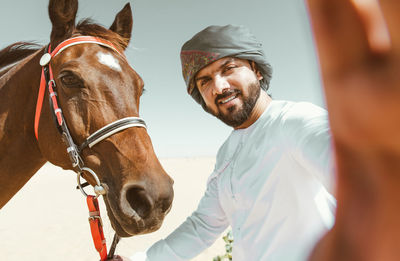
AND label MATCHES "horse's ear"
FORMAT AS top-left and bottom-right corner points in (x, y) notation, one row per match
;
(48, 0), (78, 45)
(109, 3), (133, 49)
